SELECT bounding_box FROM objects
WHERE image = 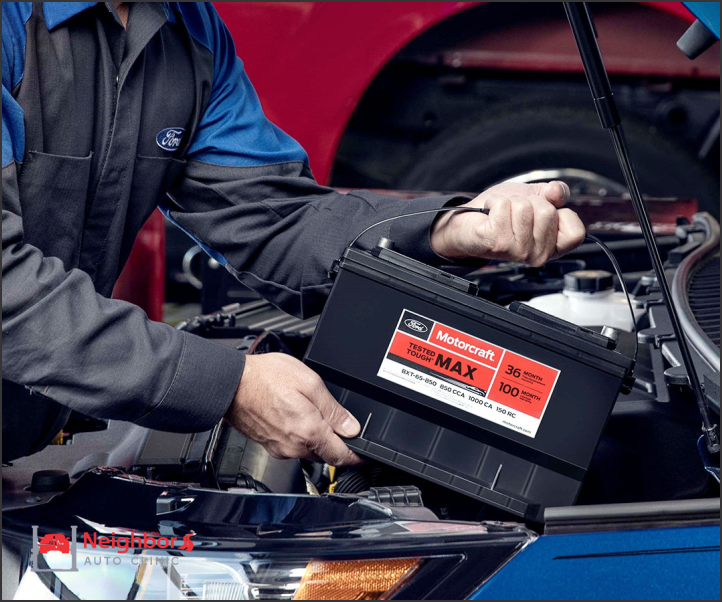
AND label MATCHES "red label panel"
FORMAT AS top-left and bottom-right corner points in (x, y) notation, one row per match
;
(388, 331), (496, 391)
(489, 351), (559, 418)
(379, 310), (562, 438)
